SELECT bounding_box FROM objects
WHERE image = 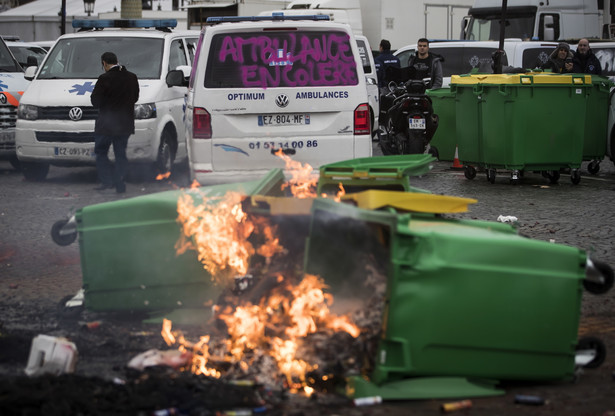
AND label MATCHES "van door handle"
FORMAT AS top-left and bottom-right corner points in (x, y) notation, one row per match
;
(271, 148), (296, 155)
